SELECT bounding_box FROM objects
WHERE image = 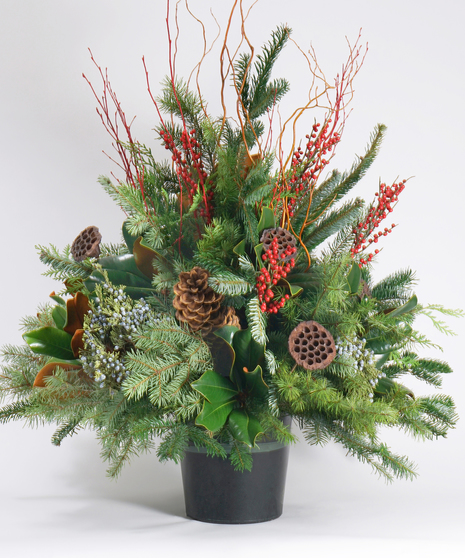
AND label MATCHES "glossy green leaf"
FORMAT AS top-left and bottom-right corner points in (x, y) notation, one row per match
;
(365, 337), (397, 355)
(23, 327), (74, 360)
(375, 353), (391, 370)
(278, 277), (303, 298)
(214, 325), (240, 347)
(346, 262), (361, 294)
(228, 409), (264, 447)
(386, 295), (418, 319)
(207, 334), (236, 378)
(85, 254), (154, 298)
(191, 370), (238, 403)
(257, 206), (276, 234)
(374, 377), (414, 399)
(122, 220), (138, 253)
(233, 239), (246, 256)
(241, 364), (268, 399)
(49, 294), (66, 307)
(52, 305), (67, 330)
(285, 272), (320, 291)
(133, 237), (172, 279)
(195, 399), (236, 432)
(254, 242), (264, 264)
(233, 328), (265, 373)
